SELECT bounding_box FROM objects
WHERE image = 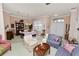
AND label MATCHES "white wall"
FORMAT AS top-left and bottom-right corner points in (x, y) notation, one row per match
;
(3, 12), (11, 32)
(77, 9), (79, 41)
(0, 3), (6, 40)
